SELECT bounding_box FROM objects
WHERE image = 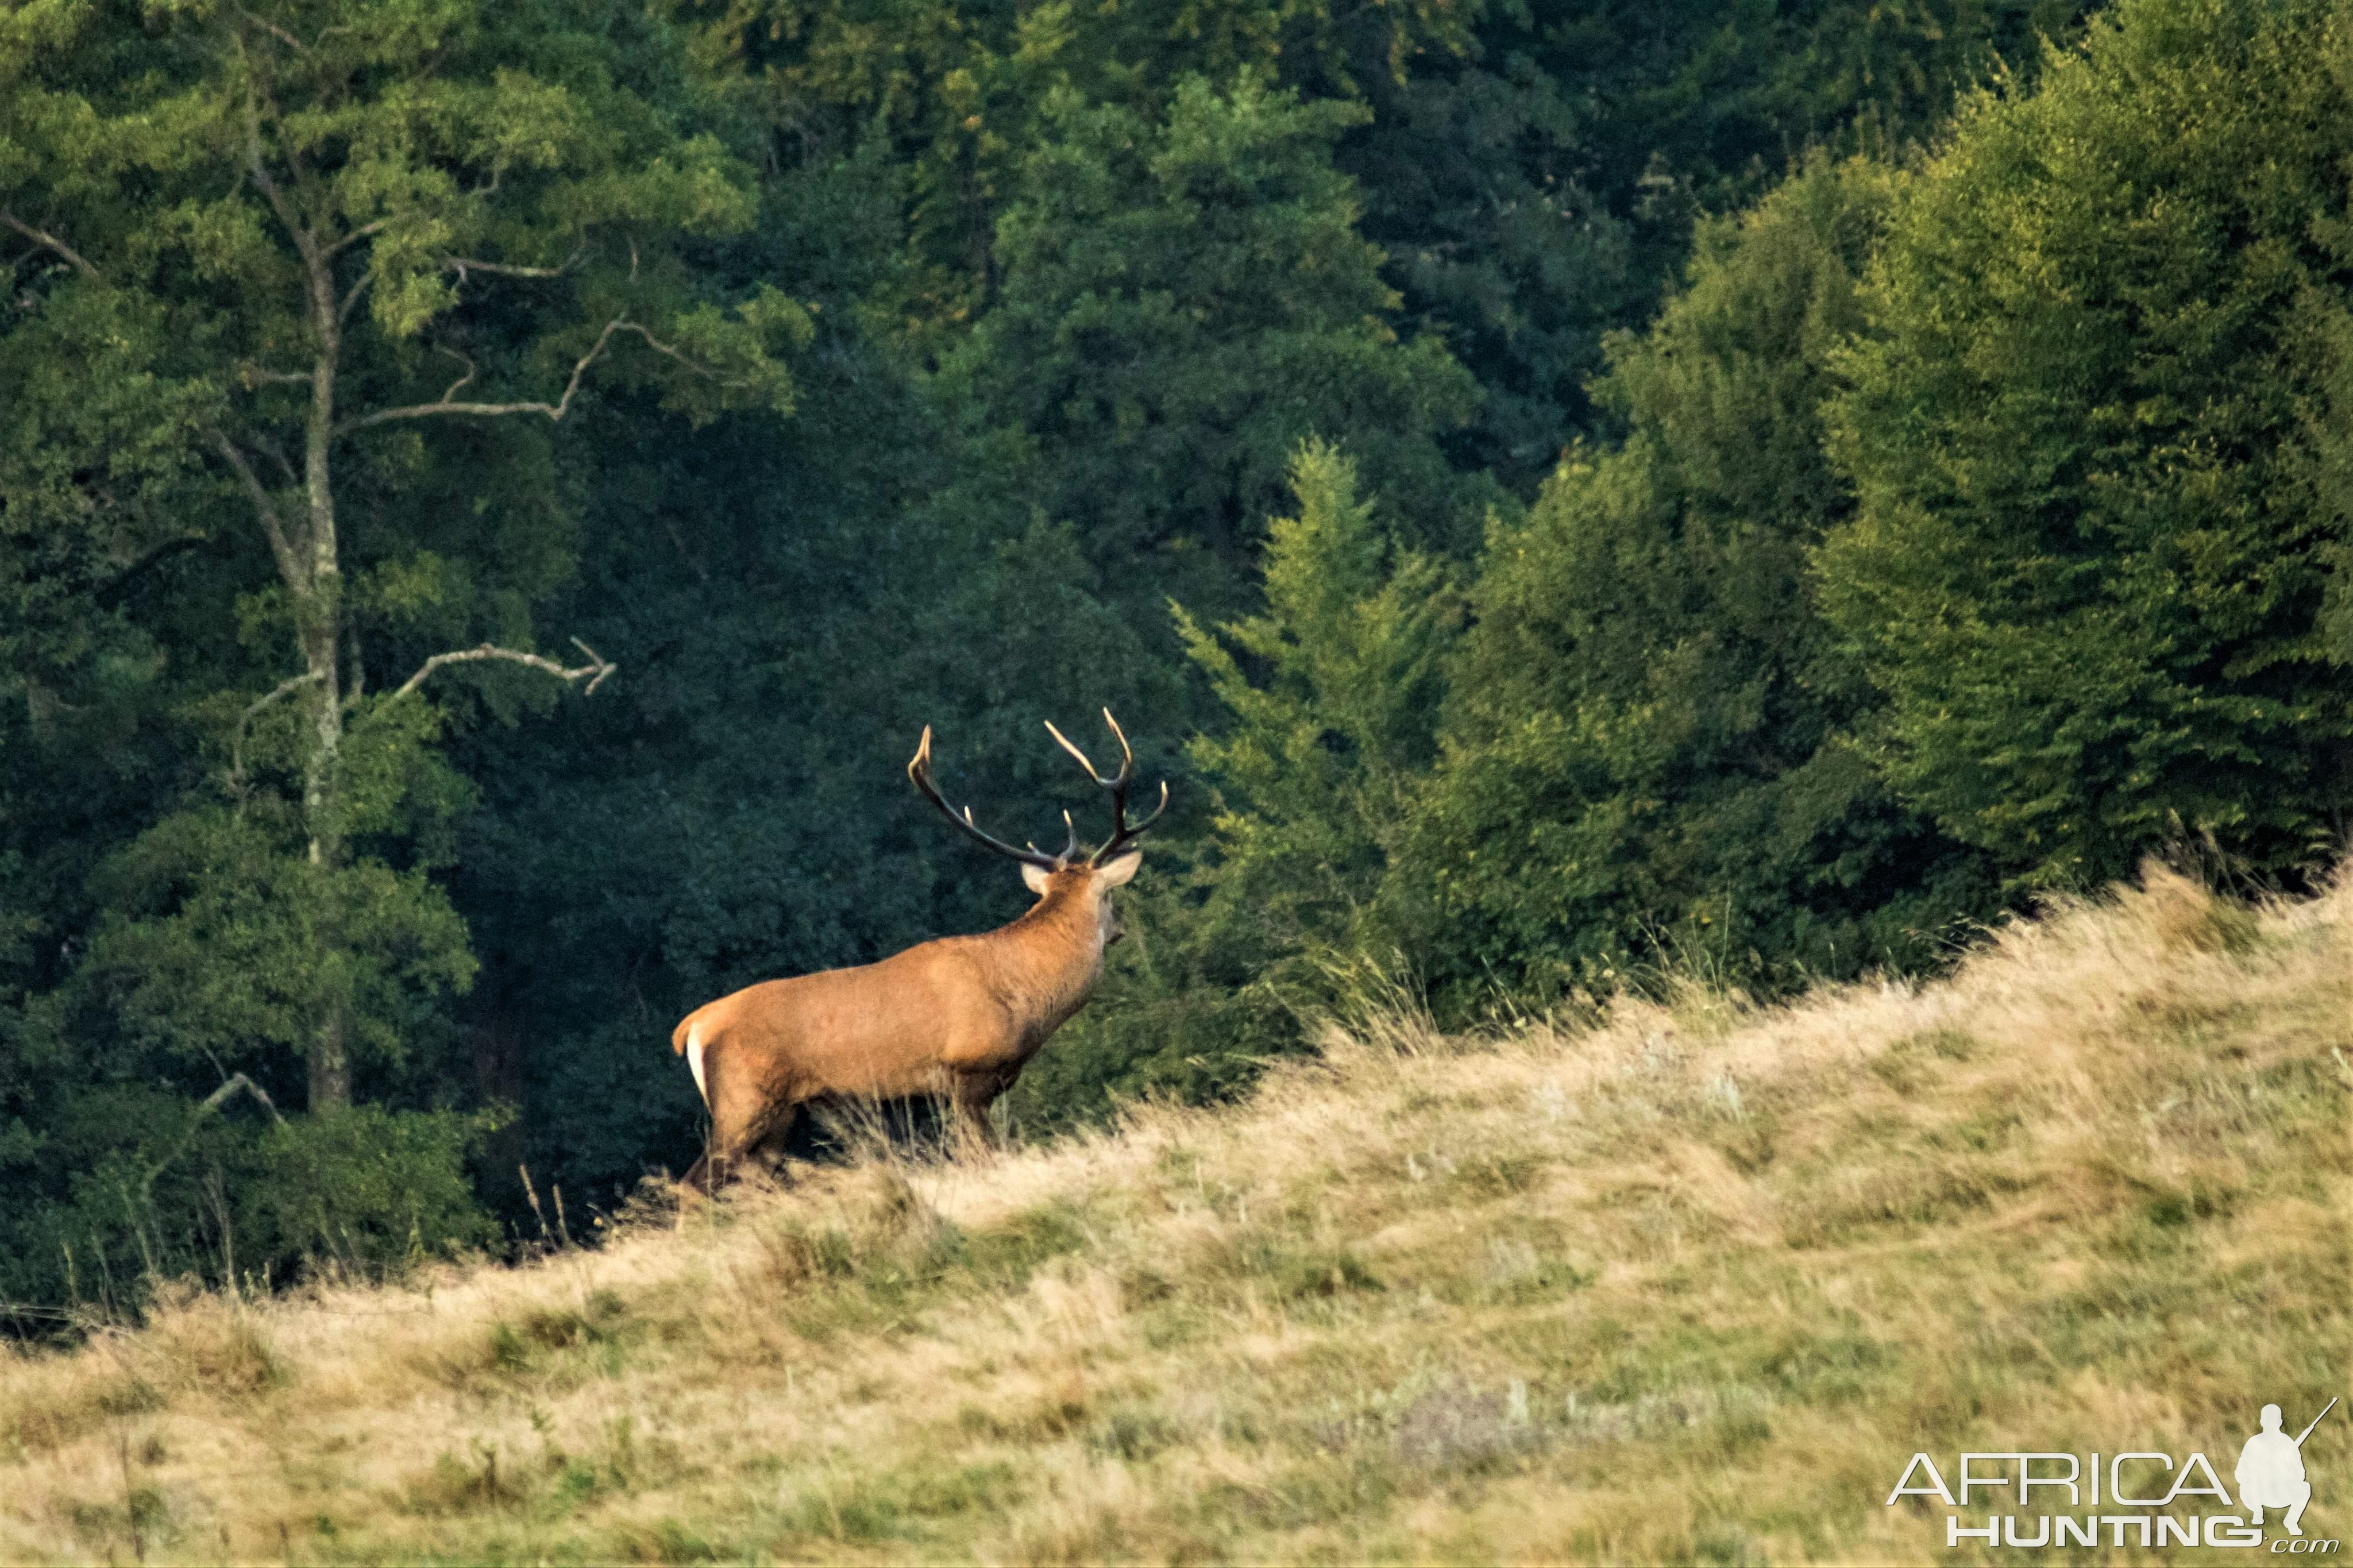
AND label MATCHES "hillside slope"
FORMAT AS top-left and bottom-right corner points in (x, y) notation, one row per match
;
(3, 868), (2348, 1564)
